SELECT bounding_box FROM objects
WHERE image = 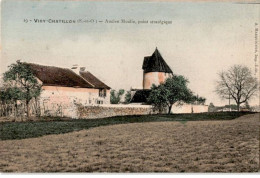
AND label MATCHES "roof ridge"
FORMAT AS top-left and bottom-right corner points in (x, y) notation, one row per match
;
(24, 62), (70, 70)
